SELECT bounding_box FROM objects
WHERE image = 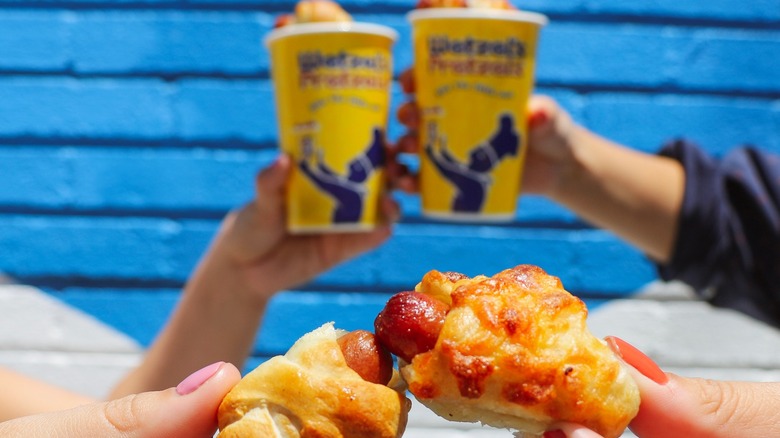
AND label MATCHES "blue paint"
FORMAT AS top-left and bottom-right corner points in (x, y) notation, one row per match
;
(0, 0), (776, 367)
(48, 288), (613, 357)
(55, 288), (181, 347)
